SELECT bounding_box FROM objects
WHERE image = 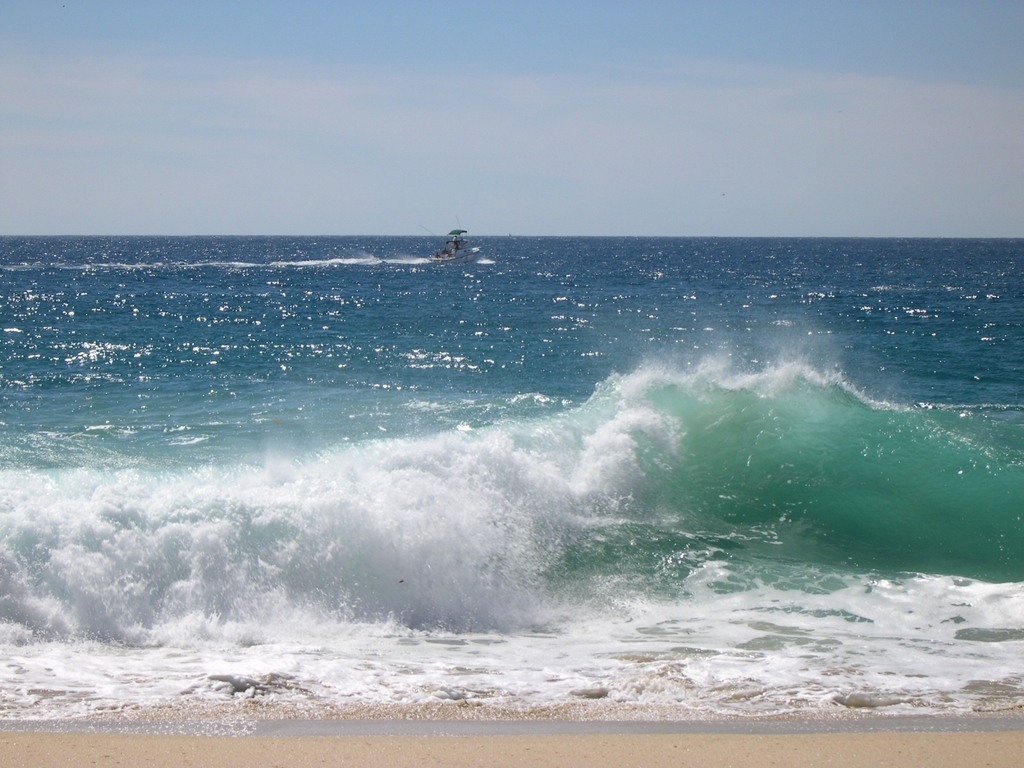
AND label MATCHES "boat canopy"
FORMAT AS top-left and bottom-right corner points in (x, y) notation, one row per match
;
(447, 229), (467, 236)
